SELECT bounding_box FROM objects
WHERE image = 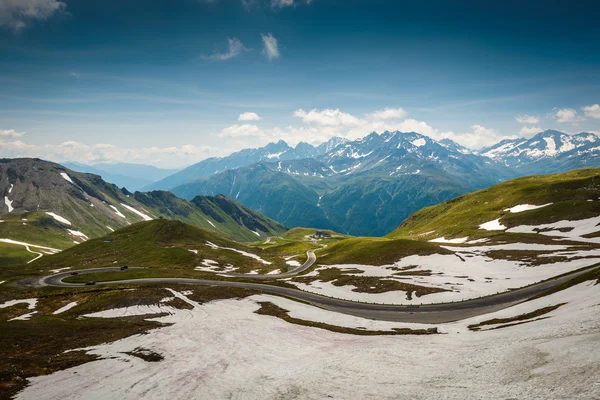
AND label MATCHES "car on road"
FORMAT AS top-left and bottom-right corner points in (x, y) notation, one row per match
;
(70, 272), (78, 275)
(120, 265), (129, 270)
(85, 281), (96, 286)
